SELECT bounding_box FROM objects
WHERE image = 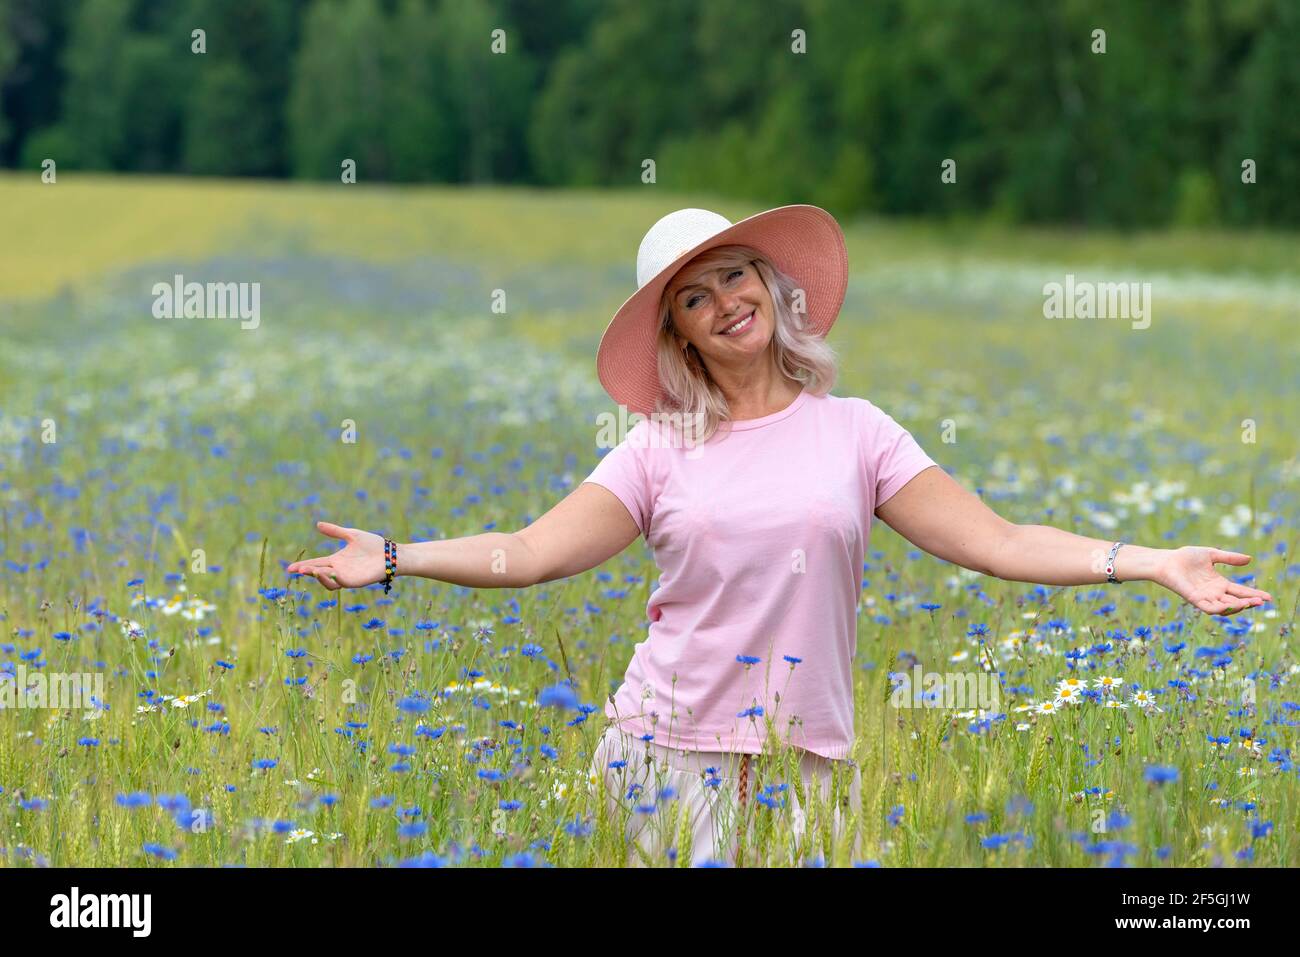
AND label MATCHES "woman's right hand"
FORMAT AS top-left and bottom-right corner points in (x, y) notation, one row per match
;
(286, 521), (386, 590)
